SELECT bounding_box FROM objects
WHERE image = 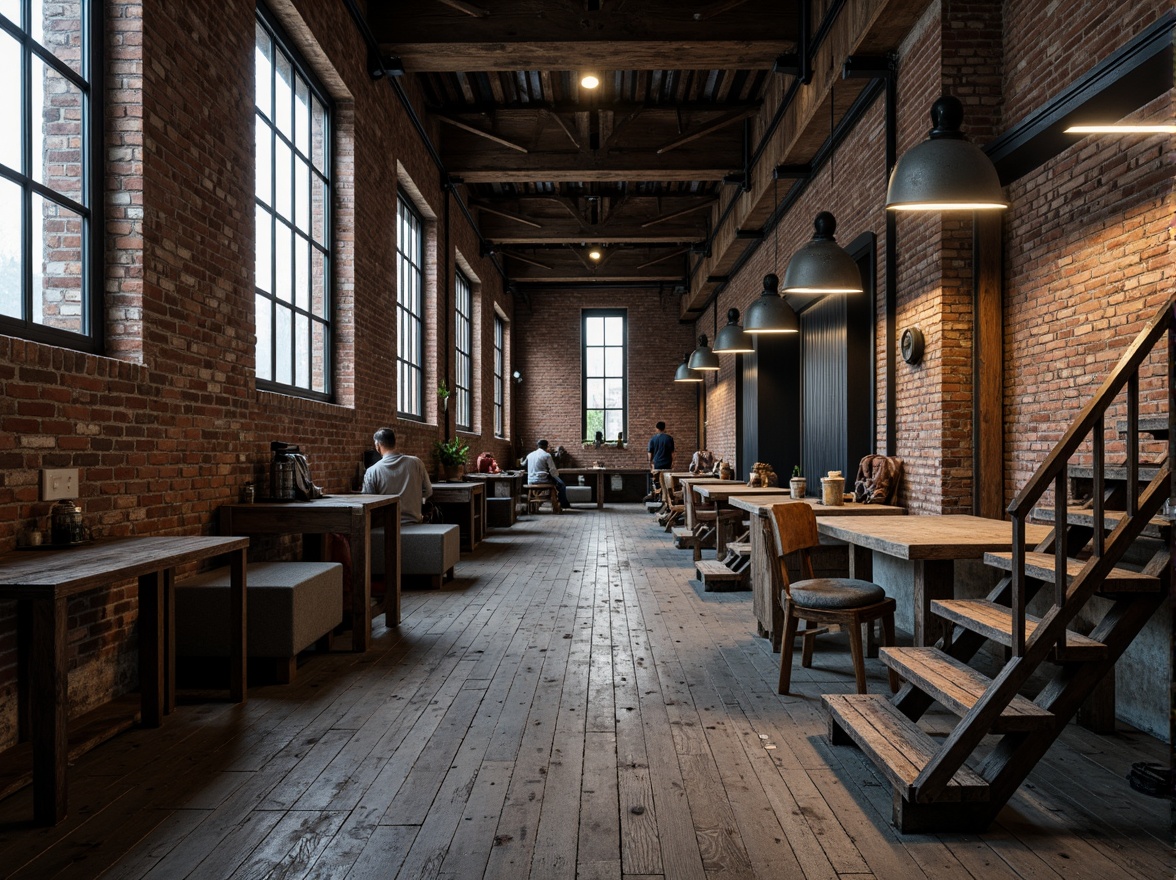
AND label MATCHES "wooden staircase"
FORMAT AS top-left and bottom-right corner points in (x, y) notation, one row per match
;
(824, 295), (1175, 832)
